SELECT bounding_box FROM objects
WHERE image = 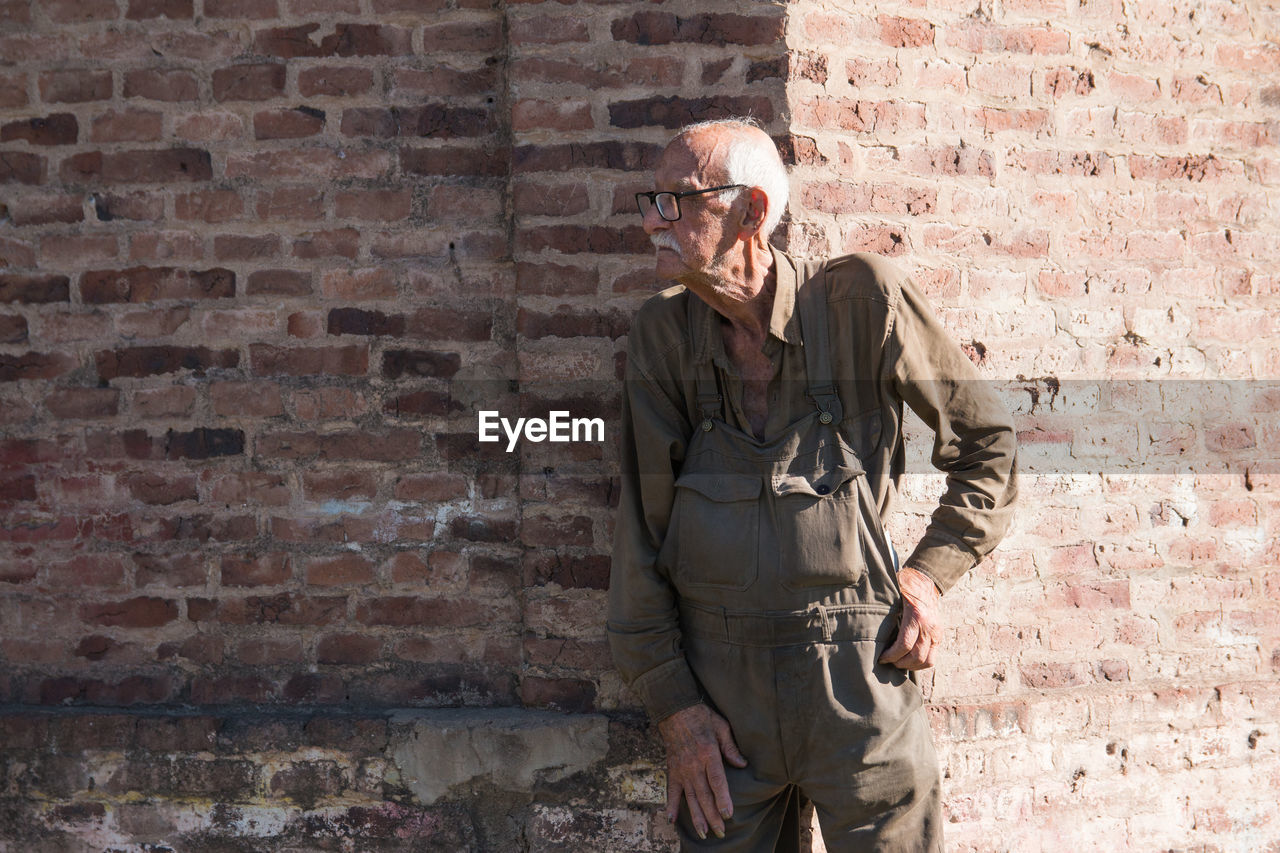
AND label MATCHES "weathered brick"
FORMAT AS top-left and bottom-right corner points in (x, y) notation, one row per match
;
(127, 0), (194, 19)
(254, 107), (326, 139)
(38, 69), (112, 103)
(1, 273), (71, 303)
(0, 151), (44, 184)
(1, 113), (78, 145)
(96, 346), (239, 379)
(612, 11), (784, 46)
(212, 64), (286, 101)
(610, 95), (775, 130)
(81, 597), (179, 628)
